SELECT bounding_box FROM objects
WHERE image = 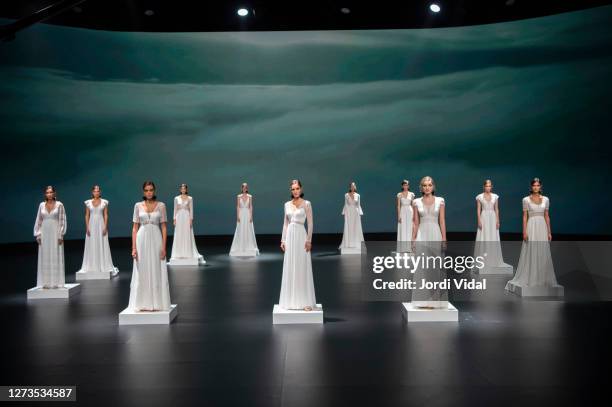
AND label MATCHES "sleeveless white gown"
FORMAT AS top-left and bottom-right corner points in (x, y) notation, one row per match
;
(229, 194), (260, 256)
(397, 192), (414, 252)
(473, 193), (509, 271)
(33, 201), (66, 288)
(279, 200), (317, 310)
(78, 199), (118, 274)
(339, 192), (364, 250)
(170, 196), (204, 263)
